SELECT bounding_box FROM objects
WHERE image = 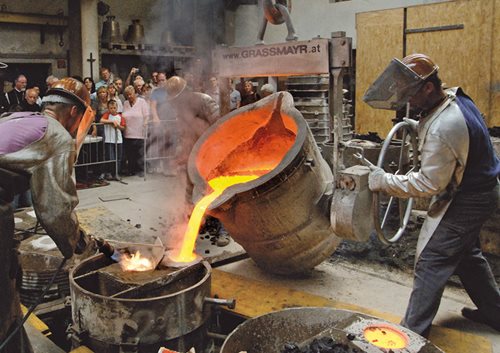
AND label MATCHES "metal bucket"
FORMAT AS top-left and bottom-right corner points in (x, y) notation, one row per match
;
(188, 92), (341, 275)
(220, 307), (444, 353)
(69, 254), (211, 352)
